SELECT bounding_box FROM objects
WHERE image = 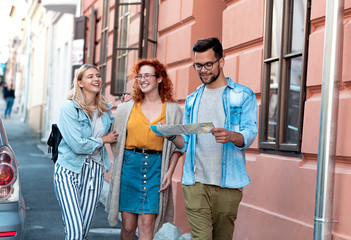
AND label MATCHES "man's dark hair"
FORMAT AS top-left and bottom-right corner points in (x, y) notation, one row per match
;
(192, 37), (223, 59)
